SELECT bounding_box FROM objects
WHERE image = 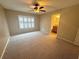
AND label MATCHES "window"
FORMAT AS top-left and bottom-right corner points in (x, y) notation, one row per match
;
(18, 16), (35, 29)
